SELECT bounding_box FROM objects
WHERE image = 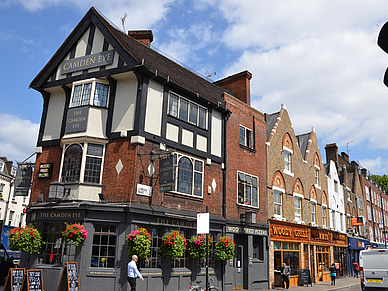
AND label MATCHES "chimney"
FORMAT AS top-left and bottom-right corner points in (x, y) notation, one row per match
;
(361, 168), (367, 177)
(128, 30), (153, 47)
(214, 70), (252, 105)
(325, 143), (338, 164)
(341, 152), (349, 163)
